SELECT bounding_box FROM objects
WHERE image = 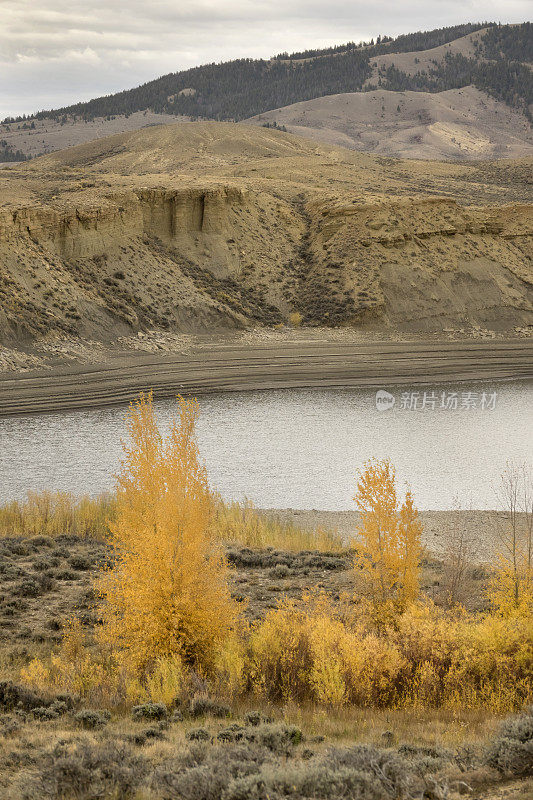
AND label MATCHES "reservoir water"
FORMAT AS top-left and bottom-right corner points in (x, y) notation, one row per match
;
(0, 381), (531, 510)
